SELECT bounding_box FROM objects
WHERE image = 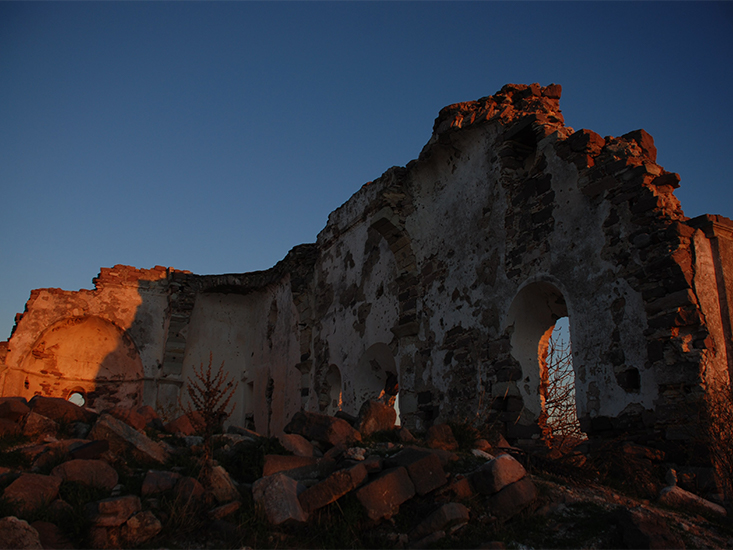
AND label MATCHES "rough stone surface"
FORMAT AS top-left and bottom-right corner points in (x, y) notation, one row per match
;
(51, 459), (119, 491)
(410, 502), (470, 541)
(86, 495), (142, 527)
(105, 406), (147, 431)
(0, 418), (21, 437)
(298, 464), (368, 513)
(175, 476), (205, 503)
(385, 447), (447, 496)
(277, 433), (315, 457)
(22, 411), (58, 438)
(355, 467), (416, 520)
(69, 439), (109, 460)
(252, 473), (308, 525)
(121, 511), (162, 546)
(209, 465), (241, 503)
(209, 500), (241, 520)
(3, 474), (62, 515)
(488, 476), (538, 518)
(470, 454), (527, 495)
(89, 413), (169, 464)
(29, 396), (94, 424)
(0, 517), (42, 549)
(354, 400), (397, 436)
(284, 411), (361, 447)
